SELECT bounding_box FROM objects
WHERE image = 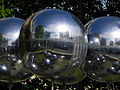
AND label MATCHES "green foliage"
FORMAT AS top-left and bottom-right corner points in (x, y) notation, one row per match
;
(0, 0), (14, 18)
(0, 0), (120, 23)
(0, 0), (120, 90)
(8, 0), (120, 24)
